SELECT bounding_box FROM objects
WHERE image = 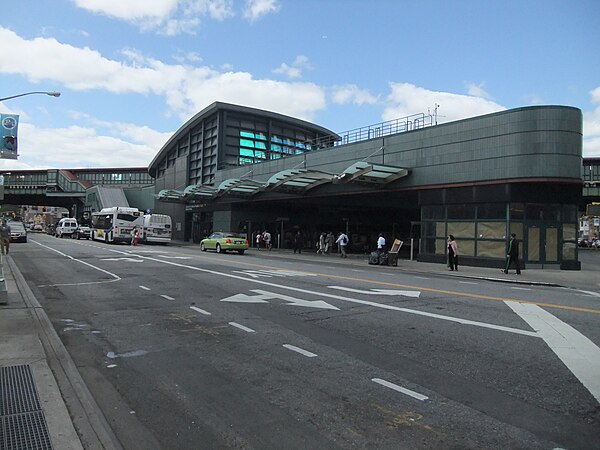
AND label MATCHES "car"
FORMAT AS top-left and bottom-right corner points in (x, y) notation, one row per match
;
(578, 238), (592, 248)
(8, 221), (27, 243)
(71, 226), (91, 240)
(200, 232), (249, 254)
(32, 224), (43, 232)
